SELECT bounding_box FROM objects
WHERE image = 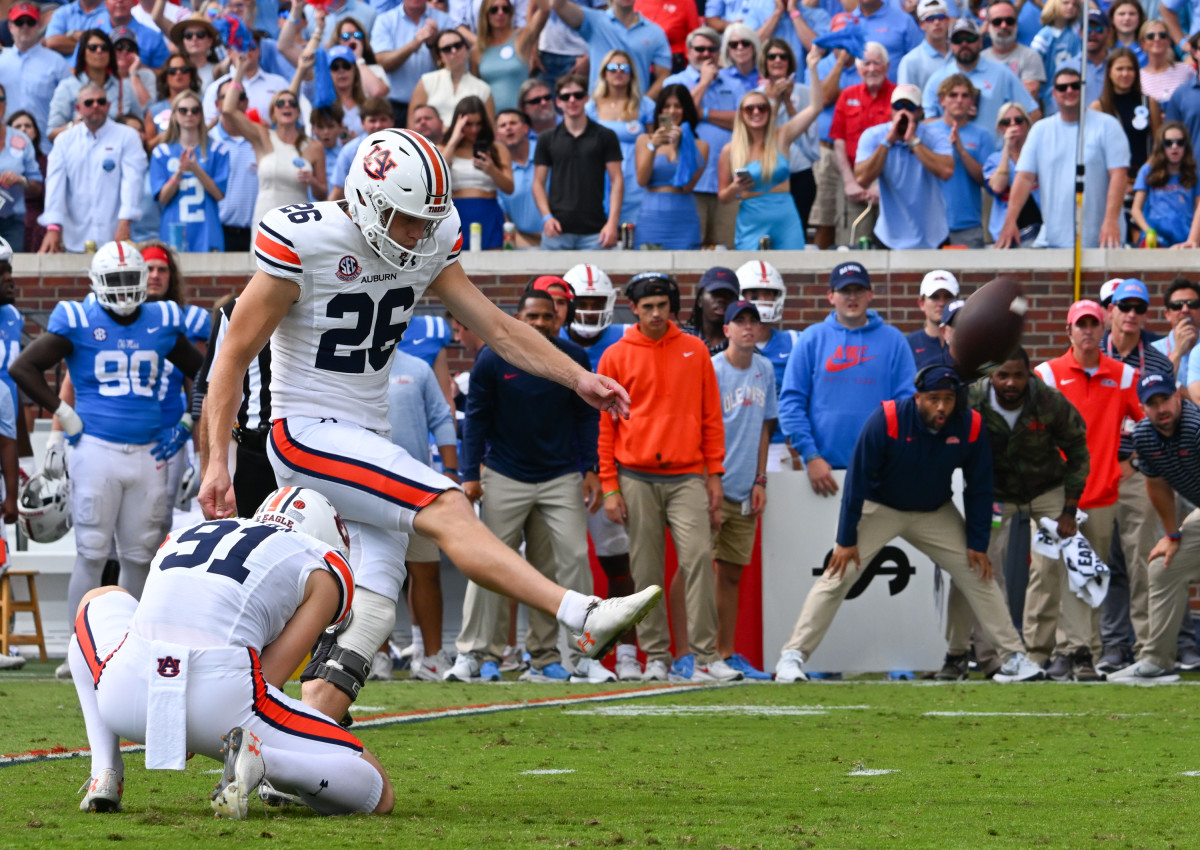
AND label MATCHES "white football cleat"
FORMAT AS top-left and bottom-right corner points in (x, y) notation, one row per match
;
(573, 586), (663, 660)
(79, 768), (123, 812)
(211, 727), (266, 820)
